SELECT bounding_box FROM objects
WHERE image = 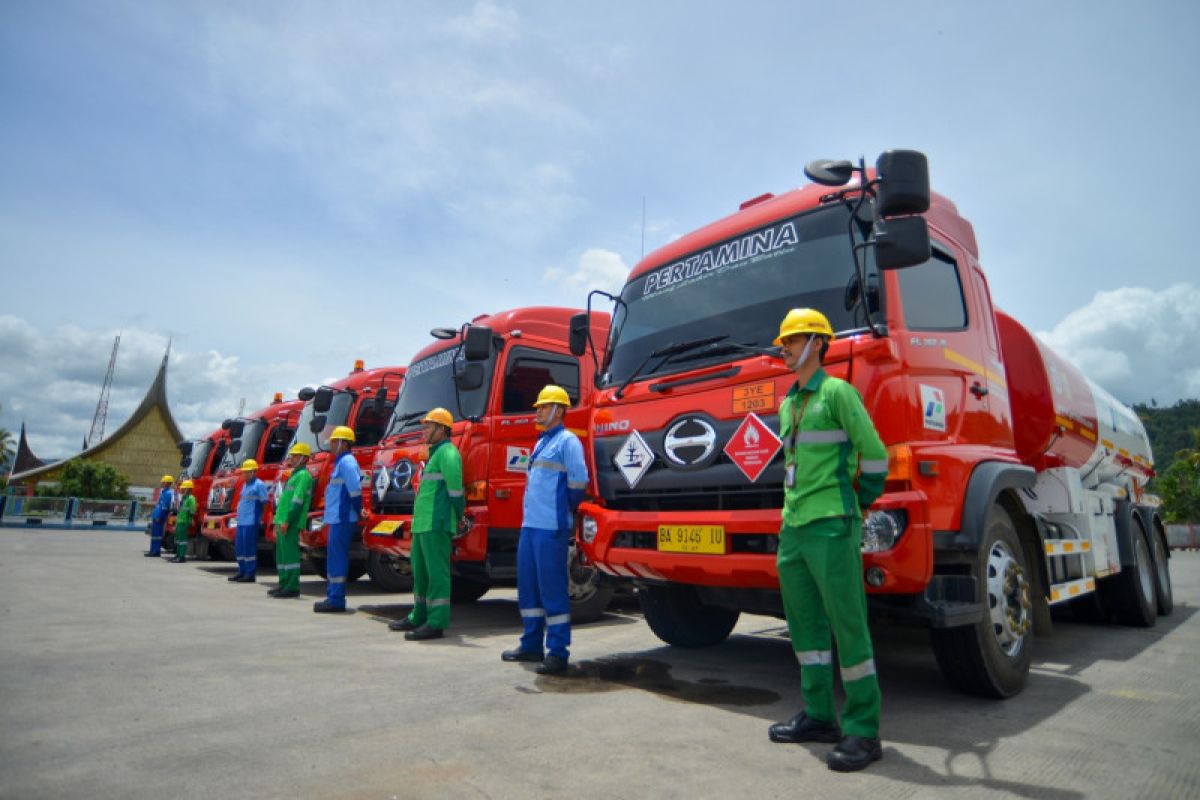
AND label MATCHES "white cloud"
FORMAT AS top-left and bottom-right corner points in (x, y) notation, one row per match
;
(442, 1), (519, 45)
(1035, 283), (1200, 405)
(543, 248), (629, 295)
